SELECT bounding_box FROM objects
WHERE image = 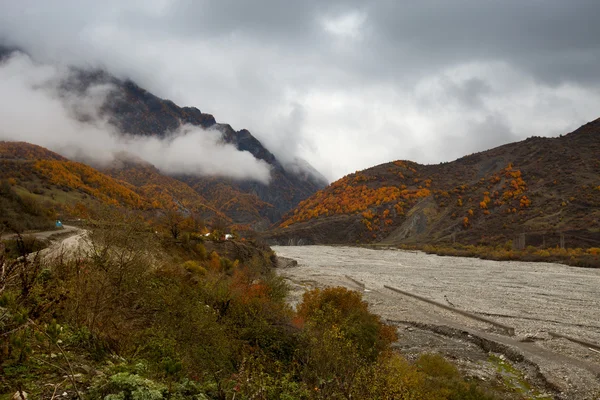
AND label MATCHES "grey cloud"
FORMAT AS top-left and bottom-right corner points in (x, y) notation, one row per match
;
(445, 78), (492, 110)
(416, 76), (493, 111)
(1, 1), (600, 181)
(159, 0), (319, 39)
(258, 102), (309, 166)
(467, 114), (518, 153)
(365, 0), (600, 86)
(0, 52), (272, 183)
(431, 114), (517, 164)
(3, 1), (600, 87)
